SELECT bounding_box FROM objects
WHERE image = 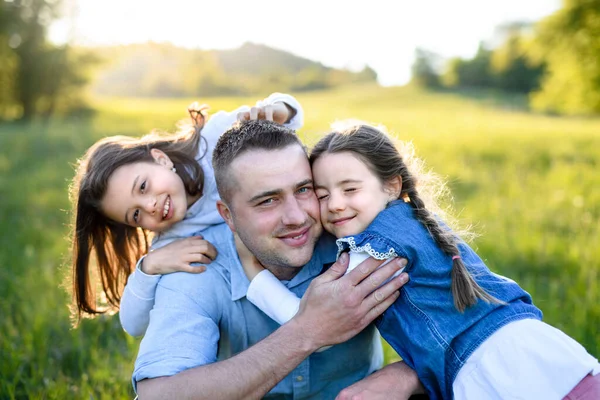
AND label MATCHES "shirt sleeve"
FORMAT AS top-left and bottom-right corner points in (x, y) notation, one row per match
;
(347, 251), (403, 285)
(132, 274), (221, 392)
(118, 256), (161, 337)
(246, 269), (300, 325)
(201, 92), (305, 150)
